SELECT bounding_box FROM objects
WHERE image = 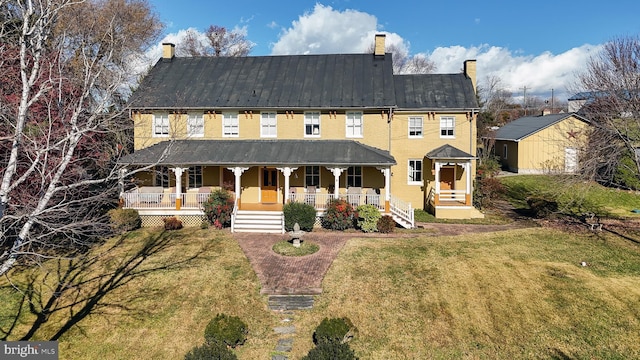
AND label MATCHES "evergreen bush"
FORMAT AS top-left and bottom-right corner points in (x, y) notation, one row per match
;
(376, 215), (396, 233)
(321, 198), (357, 230)
(204, 314), (248, 348)
(283, 201), (316, 231)
(202, 189), (235, 229)
(107, 208), (141, 233)
(302, 341), (358, 360)
(312, 317), (357, 345)
(355, 204), (381, 233)
(184, 342), (237, 360)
